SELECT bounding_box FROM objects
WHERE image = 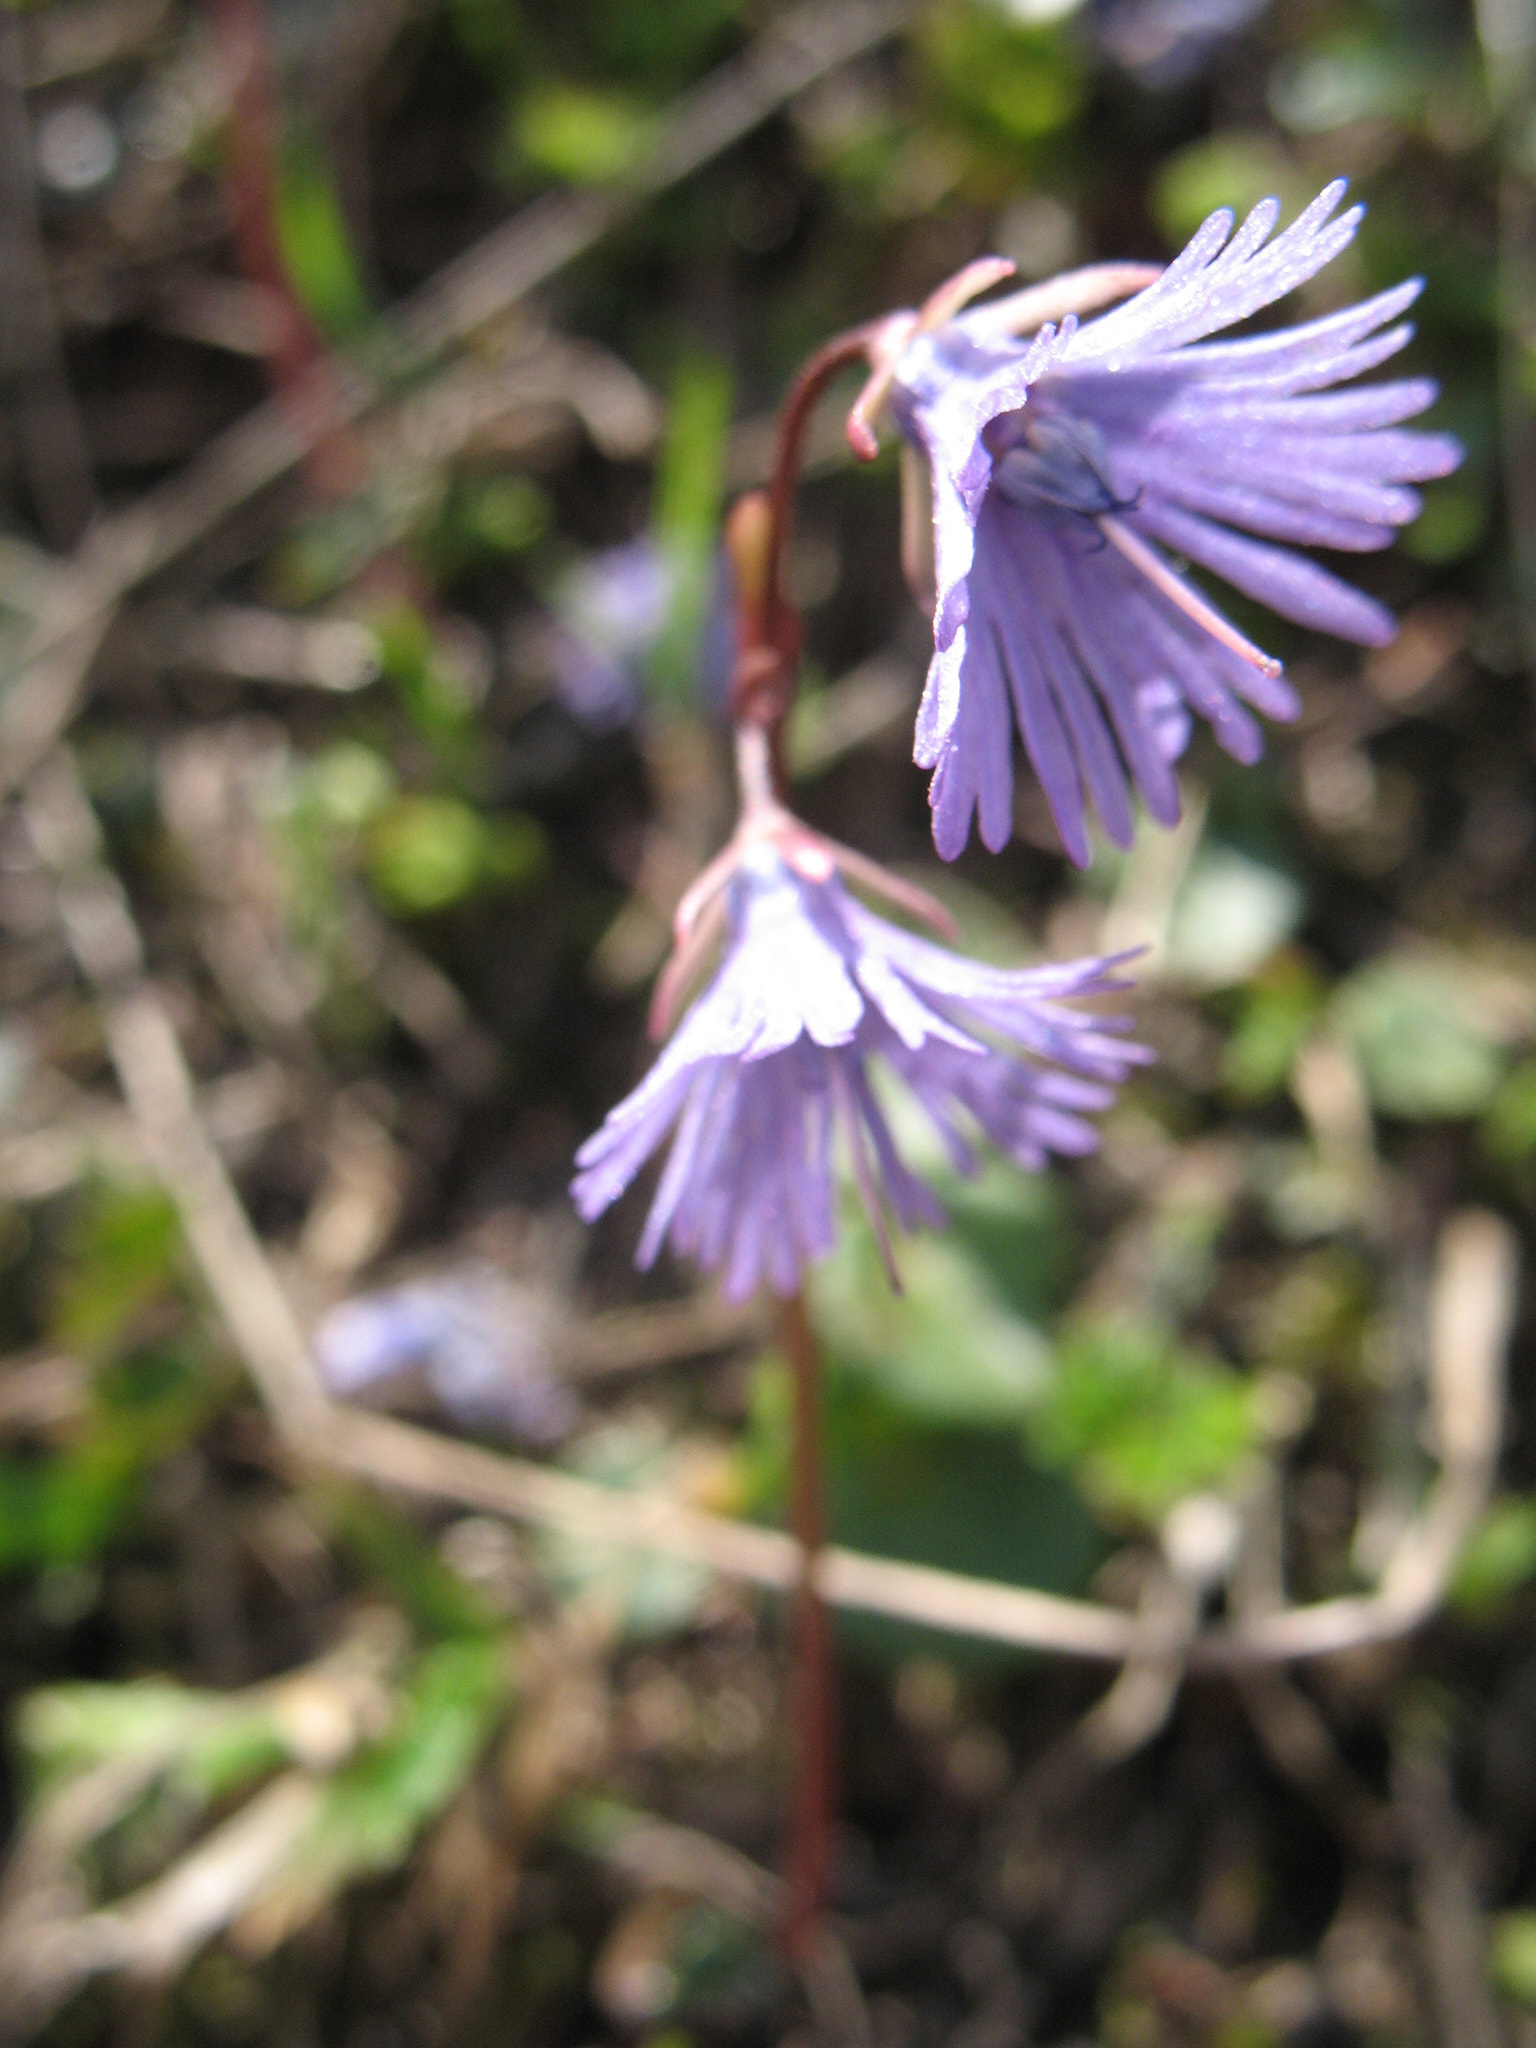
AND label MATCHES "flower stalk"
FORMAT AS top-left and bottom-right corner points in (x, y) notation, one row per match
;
(781, 1288), (836, 1962)
(725, 347), (854, 1959)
